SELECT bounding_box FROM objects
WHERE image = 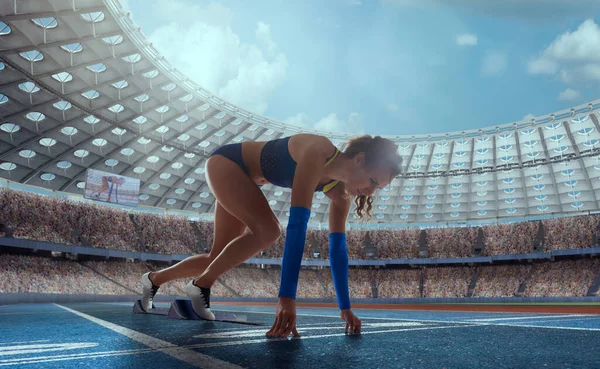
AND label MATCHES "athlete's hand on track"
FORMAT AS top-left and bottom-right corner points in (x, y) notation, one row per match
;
(341, 309), (361, 334)
(267, 297), (301, 338)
